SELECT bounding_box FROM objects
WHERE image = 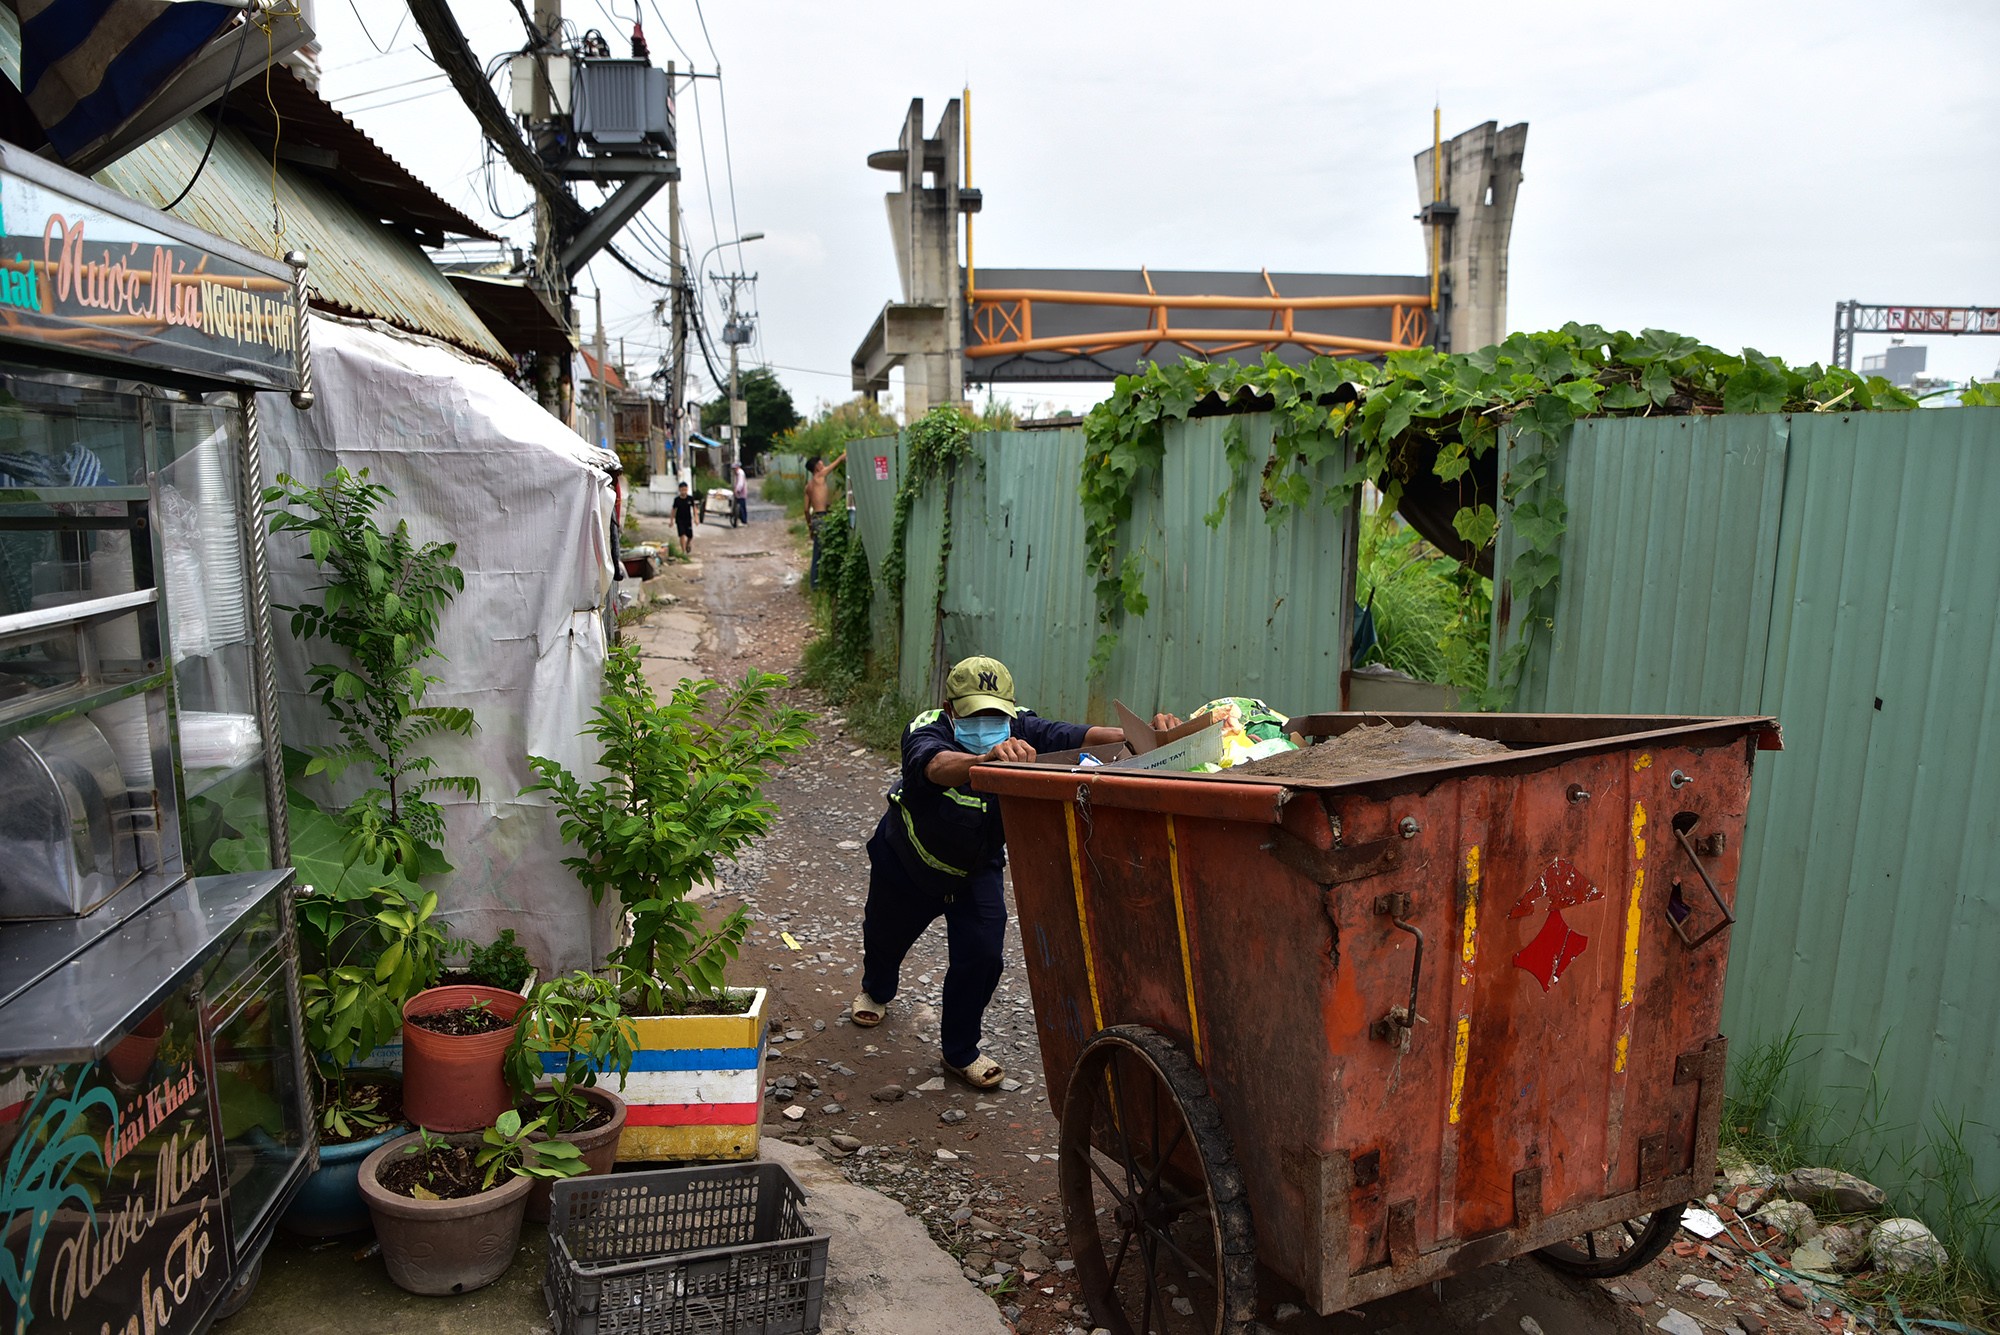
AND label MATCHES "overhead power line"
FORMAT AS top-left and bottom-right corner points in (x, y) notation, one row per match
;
(404, 0), (586, 234)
